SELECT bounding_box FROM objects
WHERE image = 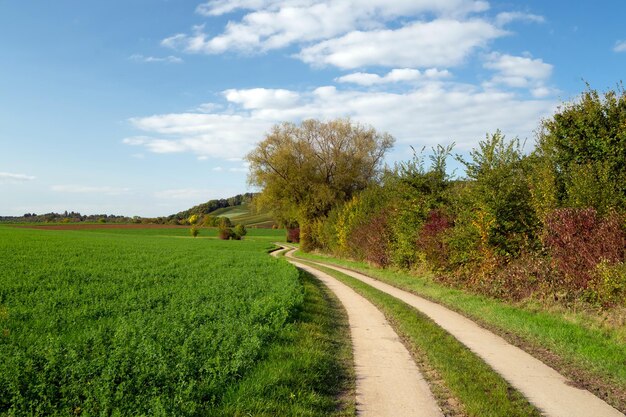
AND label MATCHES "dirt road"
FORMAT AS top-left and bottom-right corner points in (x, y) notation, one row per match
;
(275, 248), (443, 417)
(296, 253), (623, 417)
